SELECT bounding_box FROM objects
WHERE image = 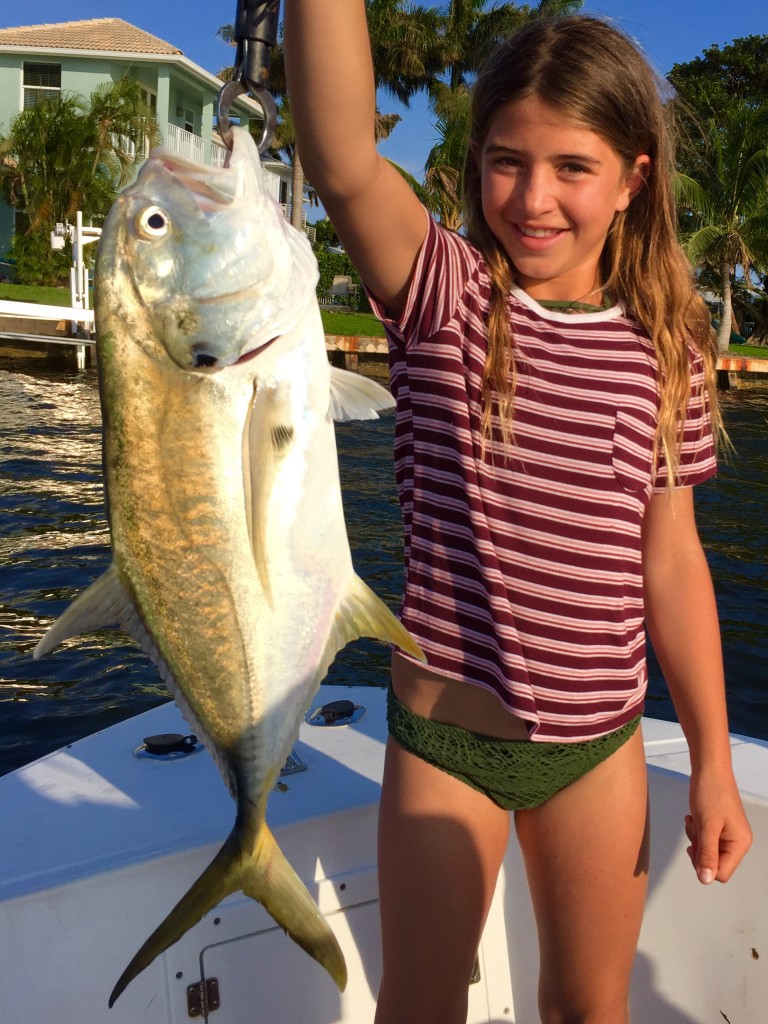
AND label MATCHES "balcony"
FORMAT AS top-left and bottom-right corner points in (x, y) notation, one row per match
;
(211, 141), (227, 168)
(166, 123), (205, 164)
